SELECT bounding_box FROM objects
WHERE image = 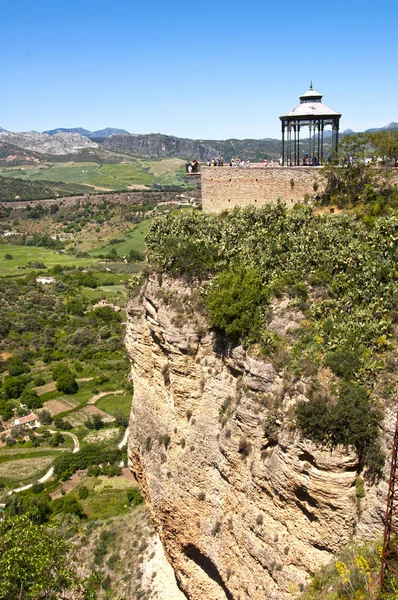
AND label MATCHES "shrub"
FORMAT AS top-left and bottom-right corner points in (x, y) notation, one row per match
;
(78, 486), (89, 500)
(205, 265), (269, 343)
(126, 487), (143, 506)
(296, 382), (384, 480)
